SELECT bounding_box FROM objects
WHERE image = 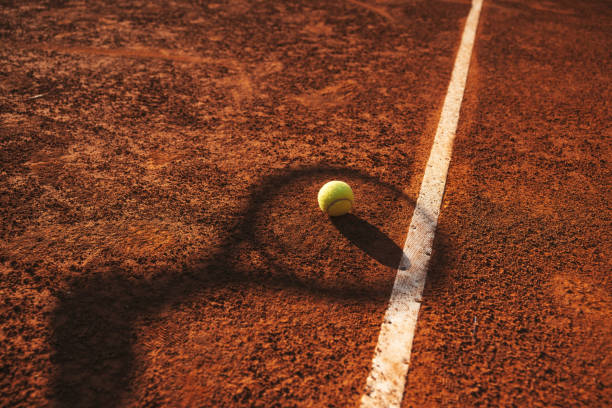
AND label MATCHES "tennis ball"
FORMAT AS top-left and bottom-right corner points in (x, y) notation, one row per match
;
(317, 180), (354, 216)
